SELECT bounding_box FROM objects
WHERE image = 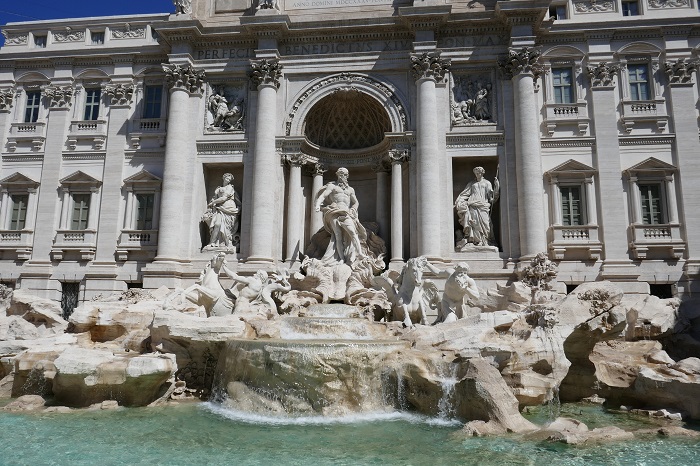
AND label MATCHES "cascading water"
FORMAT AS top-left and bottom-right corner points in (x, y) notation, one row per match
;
(437, 363), (459, 420)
